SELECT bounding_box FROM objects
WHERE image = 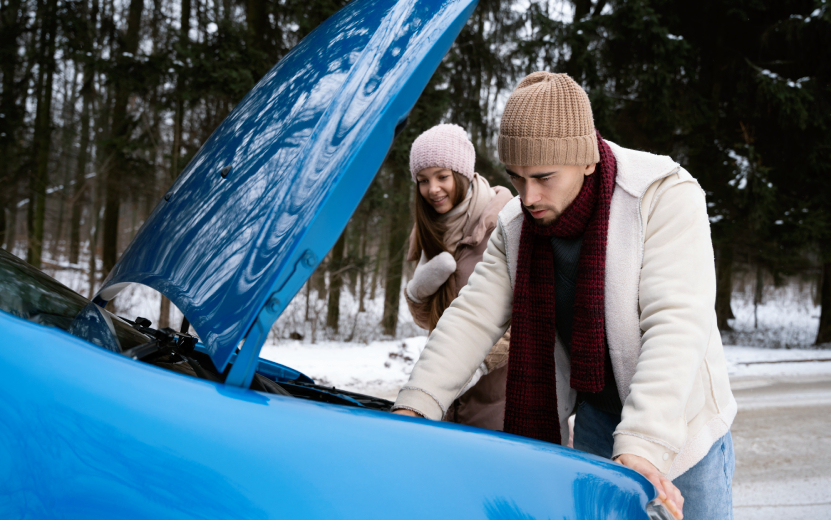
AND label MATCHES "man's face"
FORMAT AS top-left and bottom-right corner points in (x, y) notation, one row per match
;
(506, 163), (597, 226)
